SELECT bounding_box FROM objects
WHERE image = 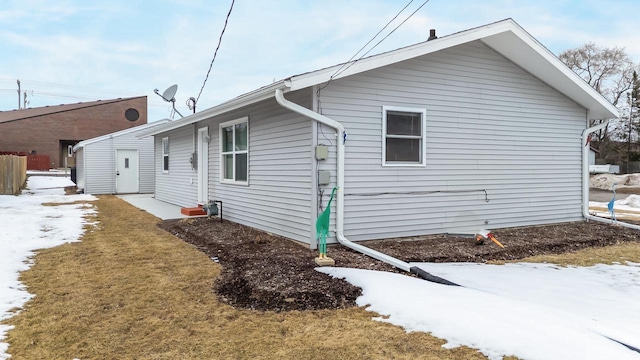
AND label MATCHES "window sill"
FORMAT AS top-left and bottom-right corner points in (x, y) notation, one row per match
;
(382, 162), (426, 167)
(220, 179), (249, 186)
